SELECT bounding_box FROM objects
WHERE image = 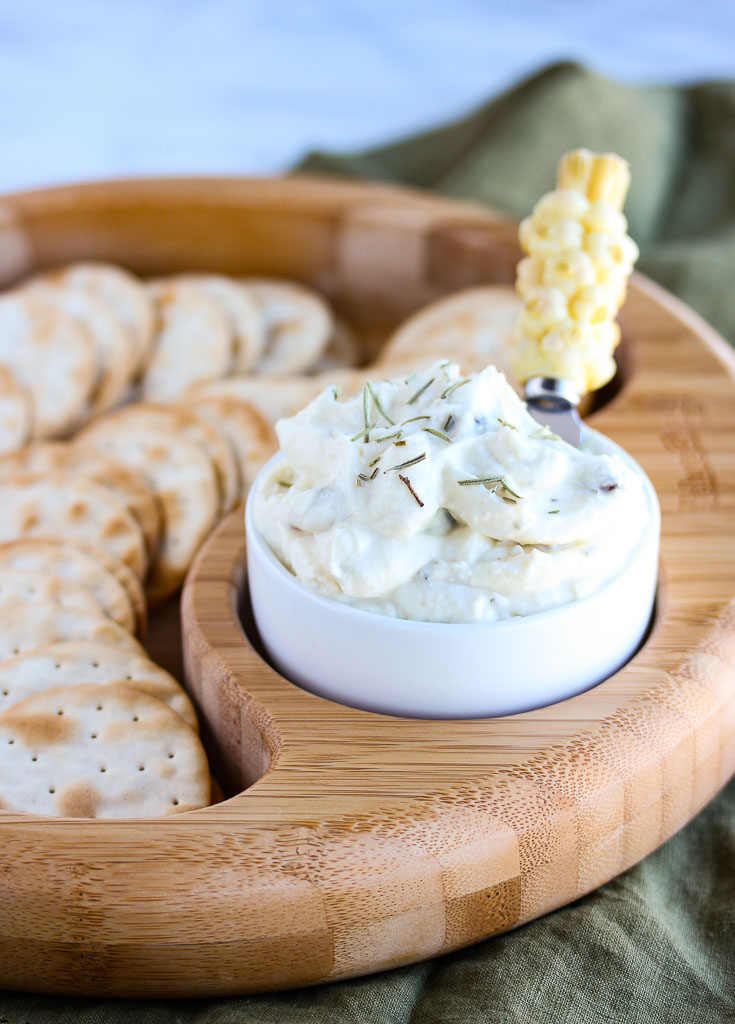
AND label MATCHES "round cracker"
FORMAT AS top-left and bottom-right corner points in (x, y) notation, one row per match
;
(80, 399), (236, 514)
(0, 442), (162, 562)
(244, 278), (333, 375)
(141, 281), (233, 402)
(163, 274), (265, 372)
(0, 642), (197, 729)
(0, 471), (148, 580)
(0, 292), (97, 437)
(0, 365), (33, 455)
(0, 601), (142, 663)
(376, 285), (522, 386)
(0, 683), (209, 817)
(178, 406), (239, 514)
(46, 262), (155, 374)
(24, 282), (138, 415)
(189, 394), (277, 497)
(76, 411), (219, 602)
(0, 539), (139, 636)
(0, 569), (106, 618)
